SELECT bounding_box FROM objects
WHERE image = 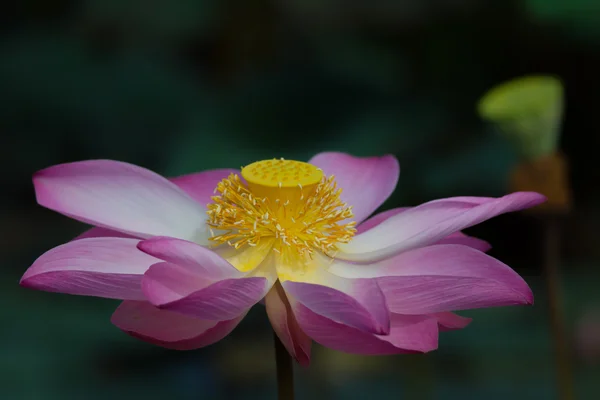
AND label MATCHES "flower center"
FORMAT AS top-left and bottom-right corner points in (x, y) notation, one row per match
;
(207, 158), (356, 264)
